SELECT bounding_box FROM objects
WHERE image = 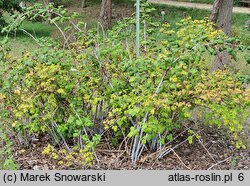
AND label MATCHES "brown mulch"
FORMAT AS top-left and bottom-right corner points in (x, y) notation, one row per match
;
(12, 127), (250, 170)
